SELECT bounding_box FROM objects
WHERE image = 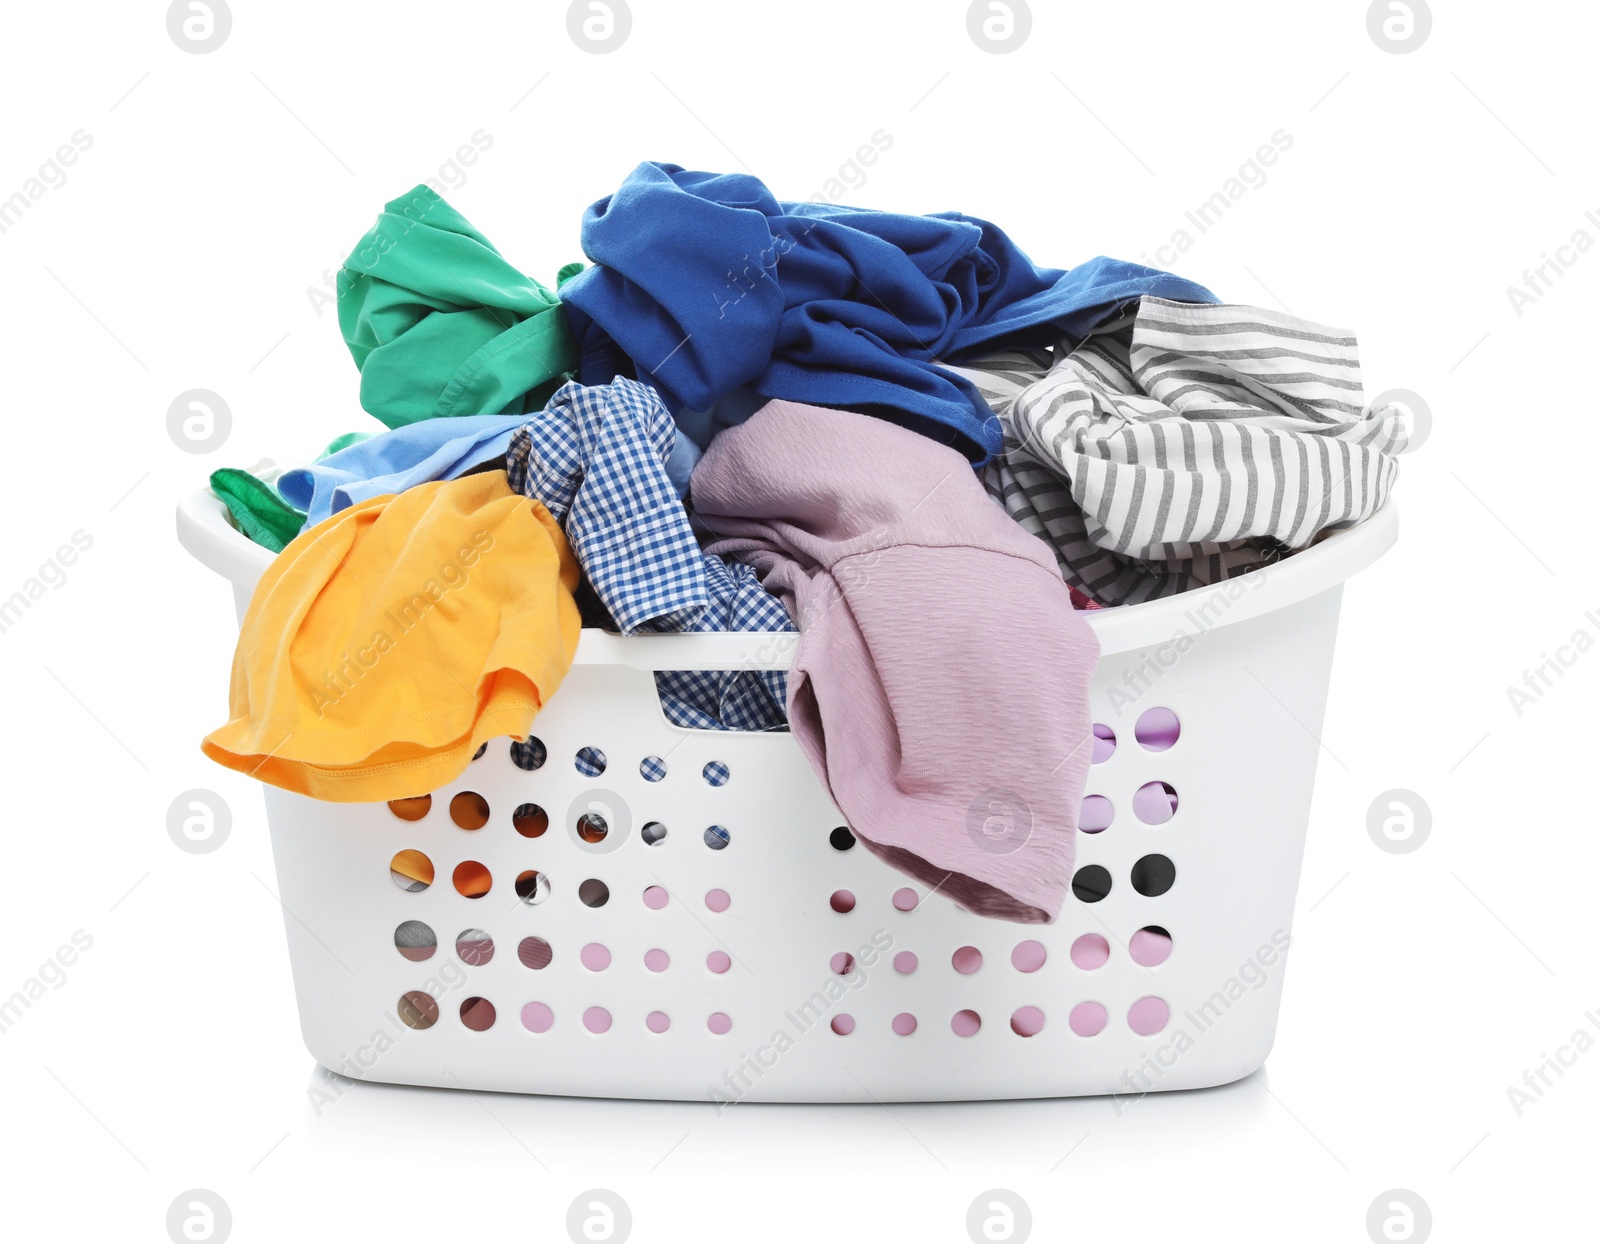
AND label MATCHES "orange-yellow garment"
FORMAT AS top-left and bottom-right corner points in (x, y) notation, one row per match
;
(203, 472), (580, 801)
